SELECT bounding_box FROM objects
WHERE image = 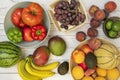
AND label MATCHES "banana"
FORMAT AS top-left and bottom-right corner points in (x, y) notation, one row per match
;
(18, 60), (41, 80)
(25, 57), (55, 78)
(31, 61), (59, 71)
